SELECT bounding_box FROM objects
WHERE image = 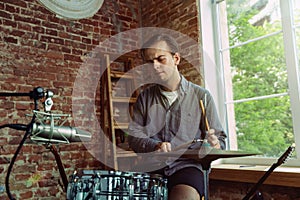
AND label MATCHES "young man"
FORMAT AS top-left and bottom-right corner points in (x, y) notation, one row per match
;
(128, 34), (227, 200)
